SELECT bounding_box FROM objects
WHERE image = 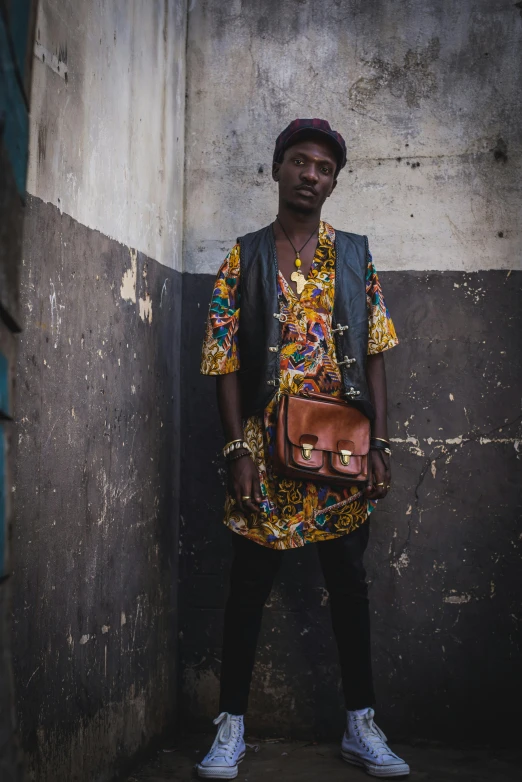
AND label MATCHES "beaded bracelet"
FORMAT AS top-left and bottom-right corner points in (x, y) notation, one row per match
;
(223, 440), (251, 458)
(226, 449), (251, 463)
